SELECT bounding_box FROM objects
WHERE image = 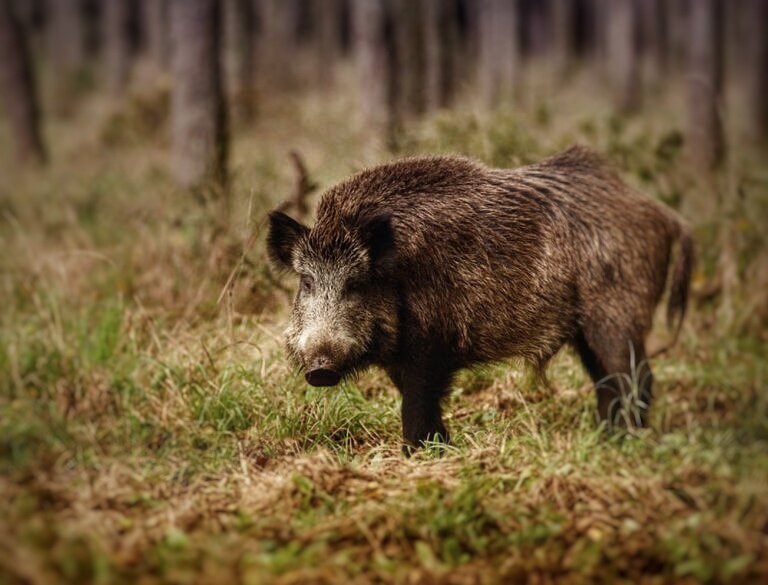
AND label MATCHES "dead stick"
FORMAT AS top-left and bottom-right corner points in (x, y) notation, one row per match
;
(274, 150), (317, 221)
